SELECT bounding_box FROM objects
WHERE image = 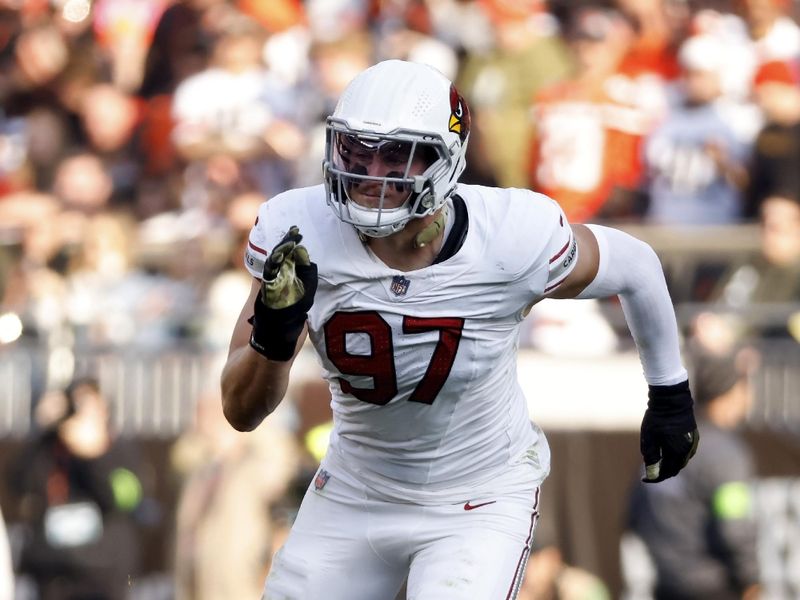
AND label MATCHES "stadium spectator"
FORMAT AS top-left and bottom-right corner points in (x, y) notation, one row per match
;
(528, 6), (655, 222)
(10, 21), (71, 93)
(0, 191), (70, 349)
(52, 152), (115, 213)
(744, 59), (800, 218)
(64, 211), (200, 349)
(738, 0), (800, 64)
(171, 390), (300, 600)
(459, 0), (572, 189)
(138, 0), (212, 99)
(688, 0), (800, 106)
(374, 3), (459, 87)
(170, 19), (268, 162)
(0, 111), (35, 195)
(76, 83), (143, 205)
(309, 32), (375, 122)
(519, 512), (610, 600)
(91, 0), (168, 92)
(425, 0), (495, 56)
(642, 33), (751, 225)
(5, 377), (147, 600)
(714, 193), (800, 340)
(170, 15), (306, 200)
(626, 343), (759, 600)
(136, 0), (215, 178)
(20, 106), (72, 191)
(615, 0), (689, 82)
(304, 0), (371, 44)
